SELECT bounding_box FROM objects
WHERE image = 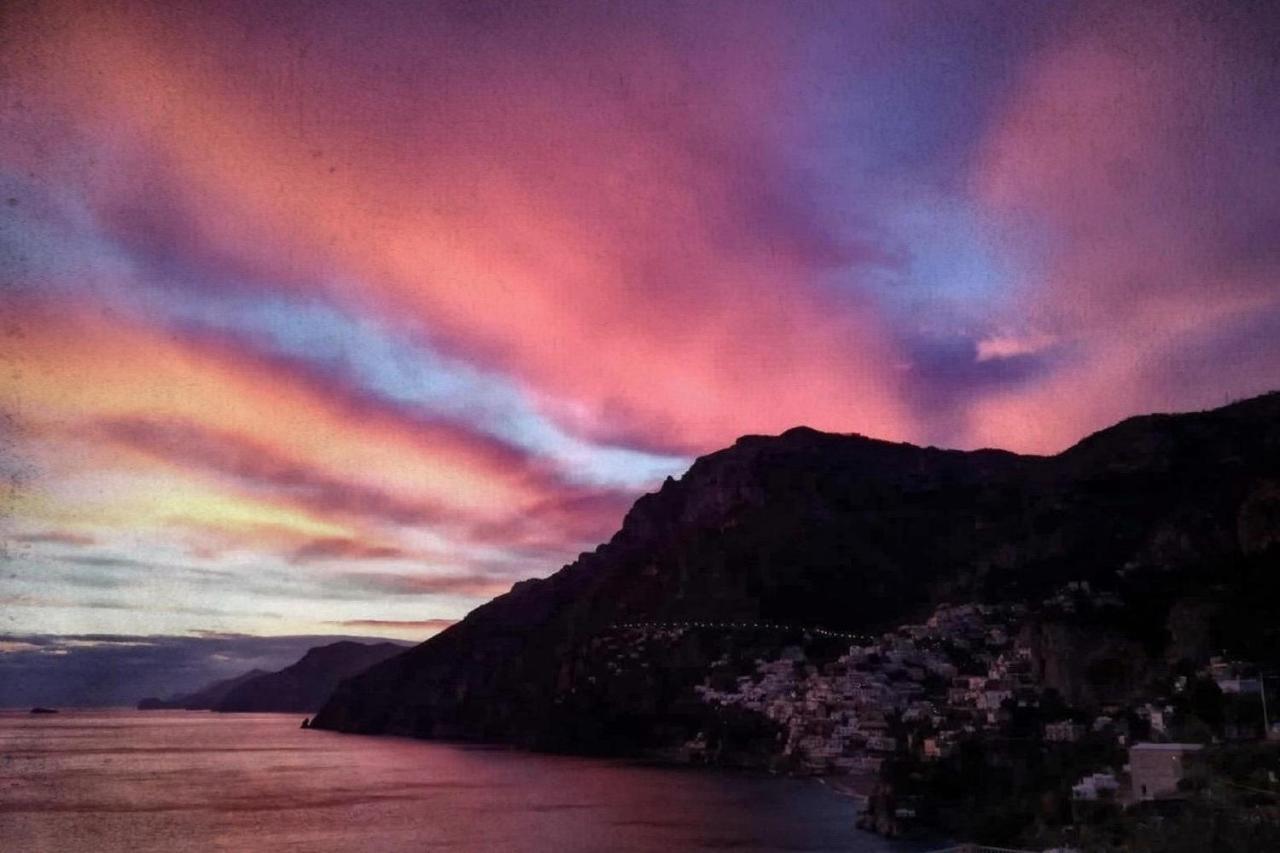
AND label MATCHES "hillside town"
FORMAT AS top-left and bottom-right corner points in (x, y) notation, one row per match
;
(649, 585), (1280, 845)
(690, 601), (1032, 775)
